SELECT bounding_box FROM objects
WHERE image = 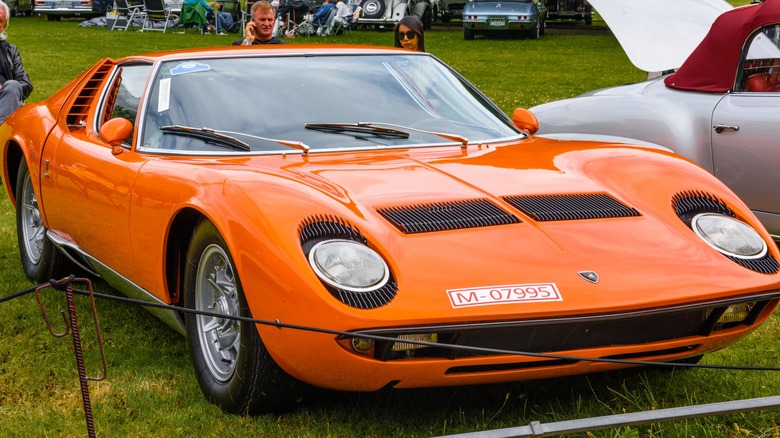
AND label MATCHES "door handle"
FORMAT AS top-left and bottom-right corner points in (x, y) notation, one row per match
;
(713, 124), (739, 133)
